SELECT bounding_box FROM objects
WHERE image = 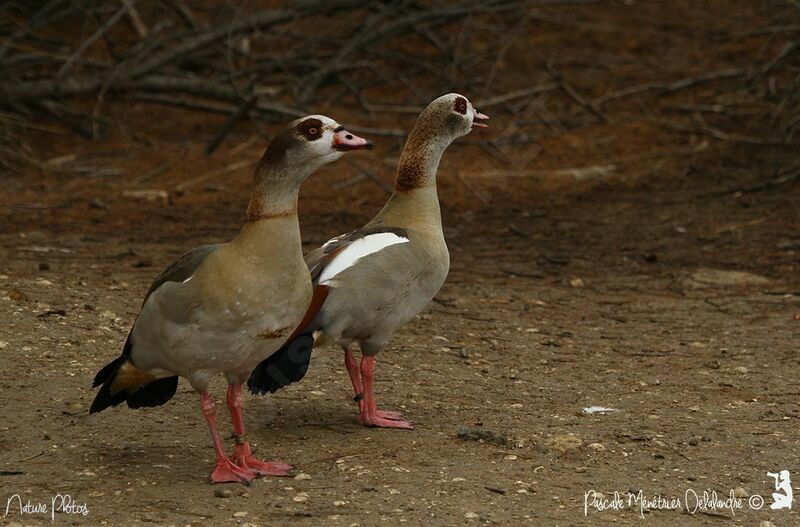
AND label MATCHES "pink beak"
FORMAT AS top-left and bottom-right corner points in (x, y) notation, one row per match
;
(472, 110), (489, 129)
(332, 128), (374, 151)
